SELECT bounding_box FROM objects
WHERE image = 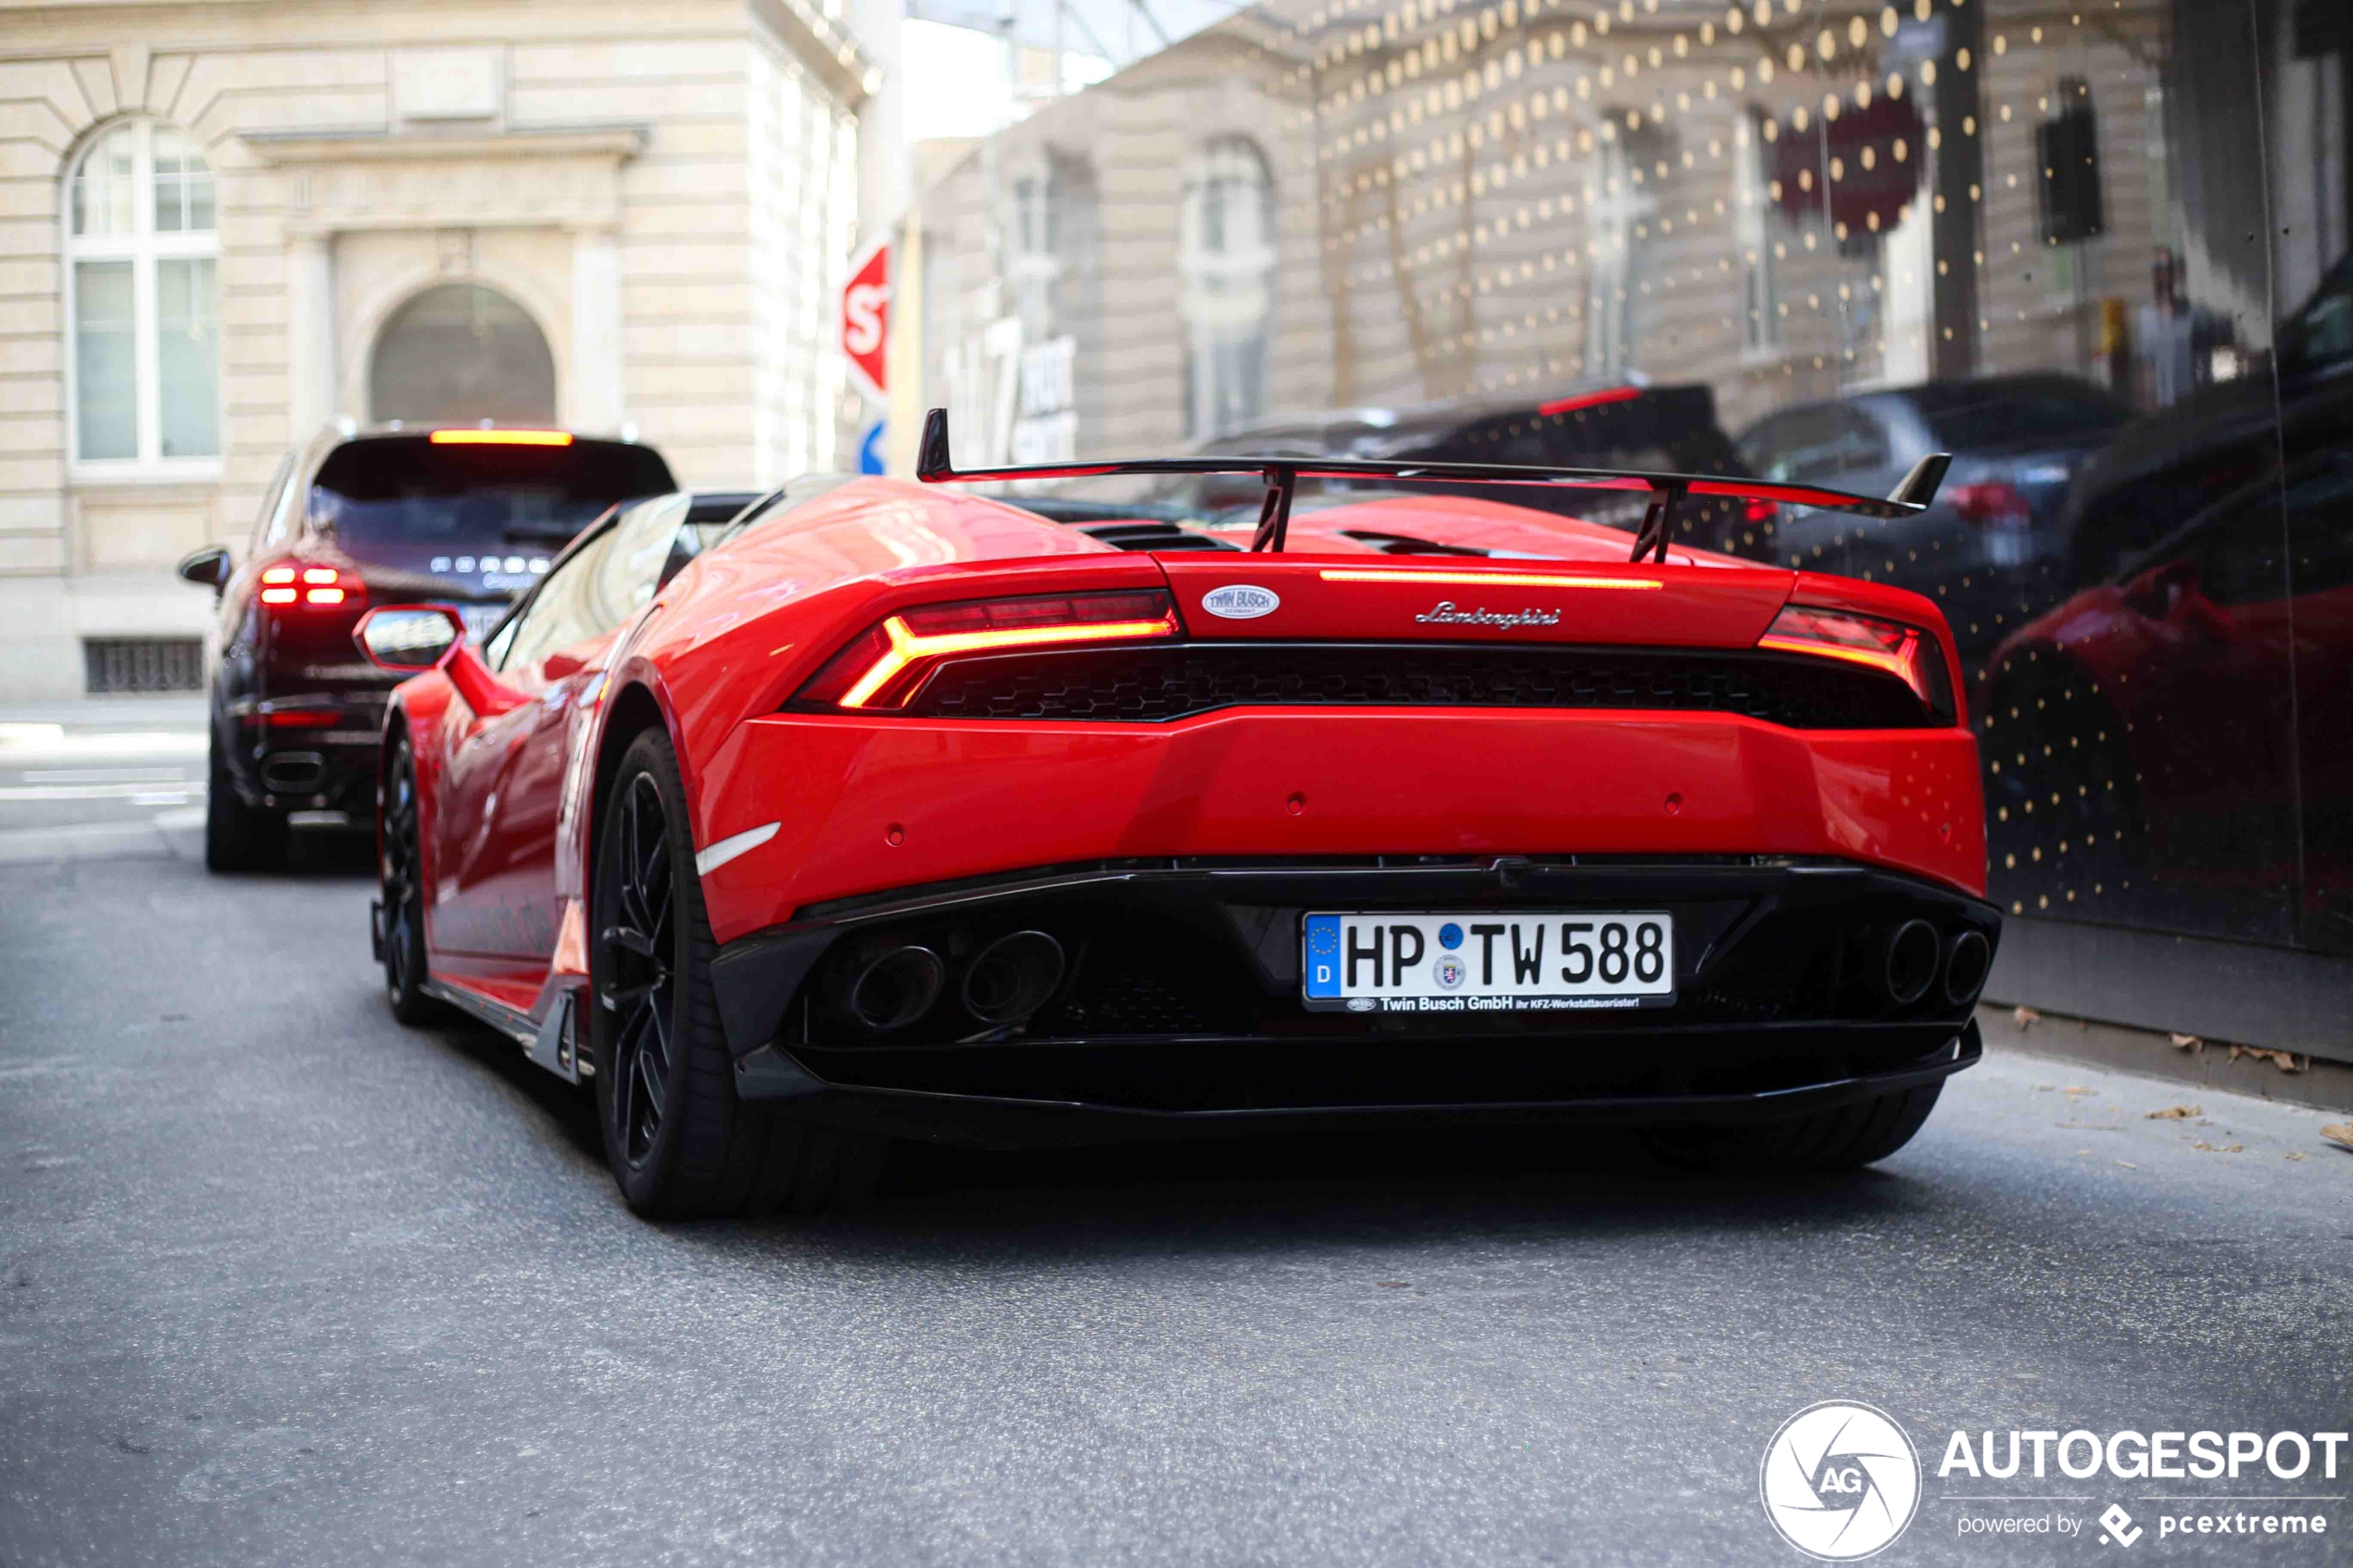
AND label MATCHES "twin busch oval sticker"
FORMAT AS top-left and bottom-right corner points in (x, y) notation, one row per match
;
(1202, 583), (1280, 620)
